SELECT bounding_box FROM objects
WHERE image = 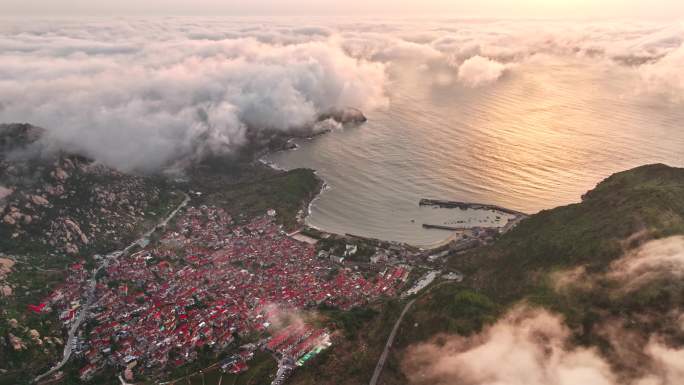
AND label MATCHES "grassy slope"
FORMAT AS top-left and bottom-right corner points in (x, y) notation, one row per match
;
(451, 163), (684, 302)
(189, 162), (322, 231)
